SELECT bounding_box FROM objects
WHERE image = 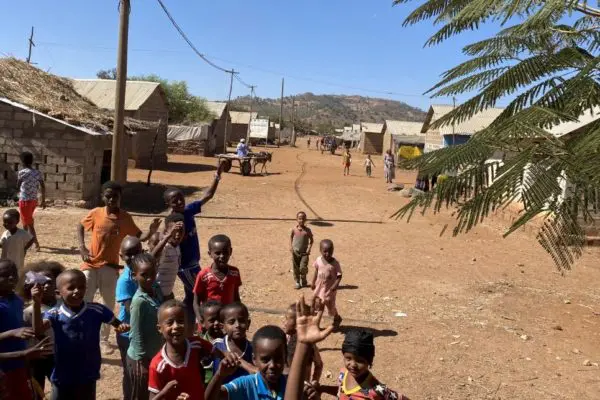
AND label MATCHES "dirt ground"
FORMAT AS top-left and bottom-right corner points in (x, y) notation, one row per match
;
(7, 139), (600, 399)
